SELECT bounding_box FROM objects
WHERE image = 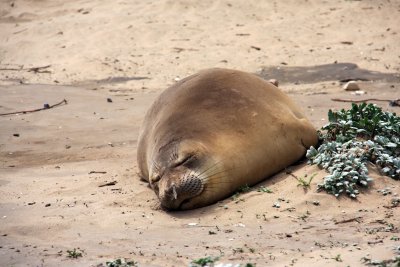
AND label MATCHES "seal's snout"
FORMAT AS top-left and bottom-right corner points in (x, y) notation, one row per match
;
(165, 182), (178, 200)
(158, 183), (179, 209)
(180, 175), (203, 197)
(159, 174), (204, 210)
